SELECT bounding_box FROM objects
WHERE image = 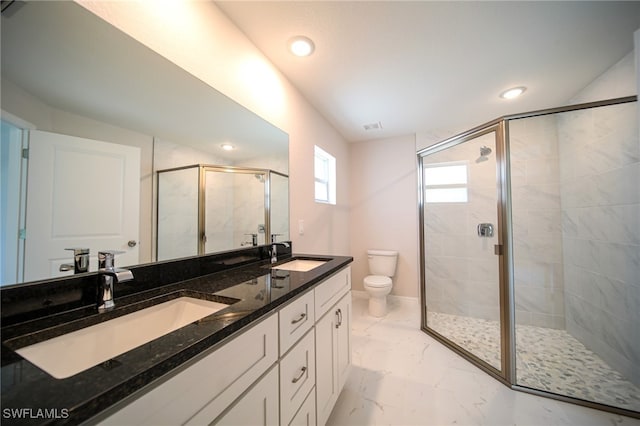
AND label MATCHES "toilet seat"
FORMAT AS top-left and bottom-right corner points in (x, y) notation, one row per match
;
(364, 275), (392, 288)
